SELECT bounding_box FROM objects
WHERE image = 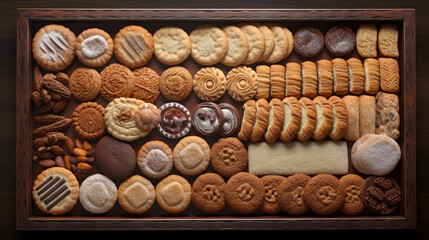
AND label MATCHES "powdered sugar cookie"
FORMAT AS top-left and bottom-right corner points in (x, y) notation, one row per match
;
(75, 28), (113, 67)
